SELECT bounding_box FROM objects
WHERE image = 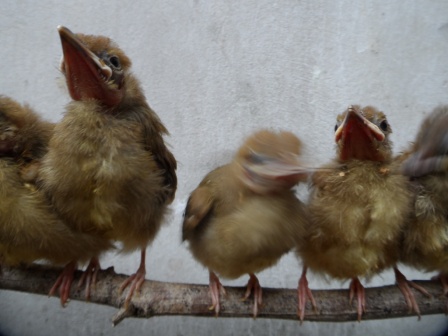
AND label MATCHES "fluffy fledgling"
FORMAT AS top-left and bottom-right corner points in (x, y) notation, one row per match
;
(399, 105), (448, 297)
(297, 105), (416, 321)
(182, 130), (309, 317)
(0, 96), (111, 289)
(38, 26), (177, 307)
